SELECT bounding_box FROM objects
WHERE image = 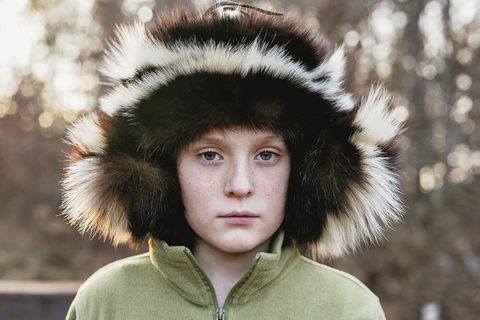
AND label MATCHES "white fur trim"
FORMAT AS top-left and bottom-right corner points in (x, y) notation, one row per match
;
(99, 23), (148, 81)
(352, 86), (401, 144)
(64, 113), (106, 155)
(310, 47), (355, 111)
